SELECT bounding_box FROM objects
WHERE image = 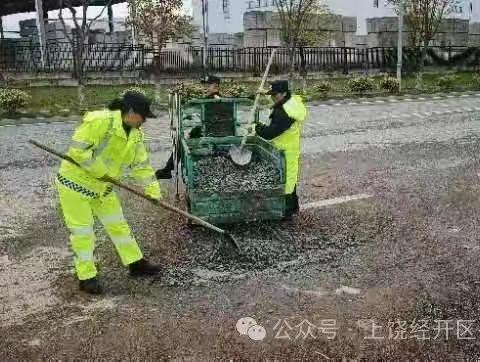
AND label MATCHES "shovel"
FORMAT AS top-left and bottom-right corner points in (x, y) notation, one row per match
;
(29, 140), (241, 250)
(229, 48), (277, 166)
